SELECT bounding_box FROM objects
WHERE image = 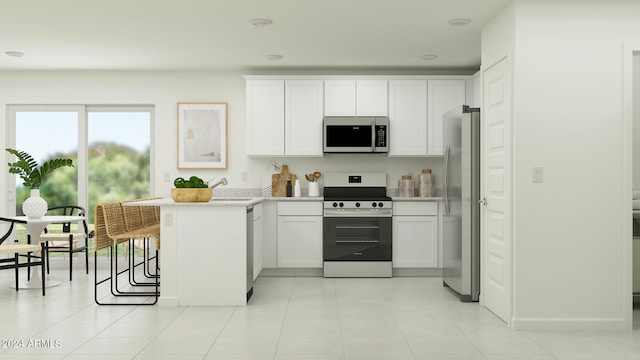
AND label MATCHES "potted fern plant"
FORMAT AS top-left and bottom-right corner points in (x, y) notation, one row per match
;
(6, 148), (74, 218)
